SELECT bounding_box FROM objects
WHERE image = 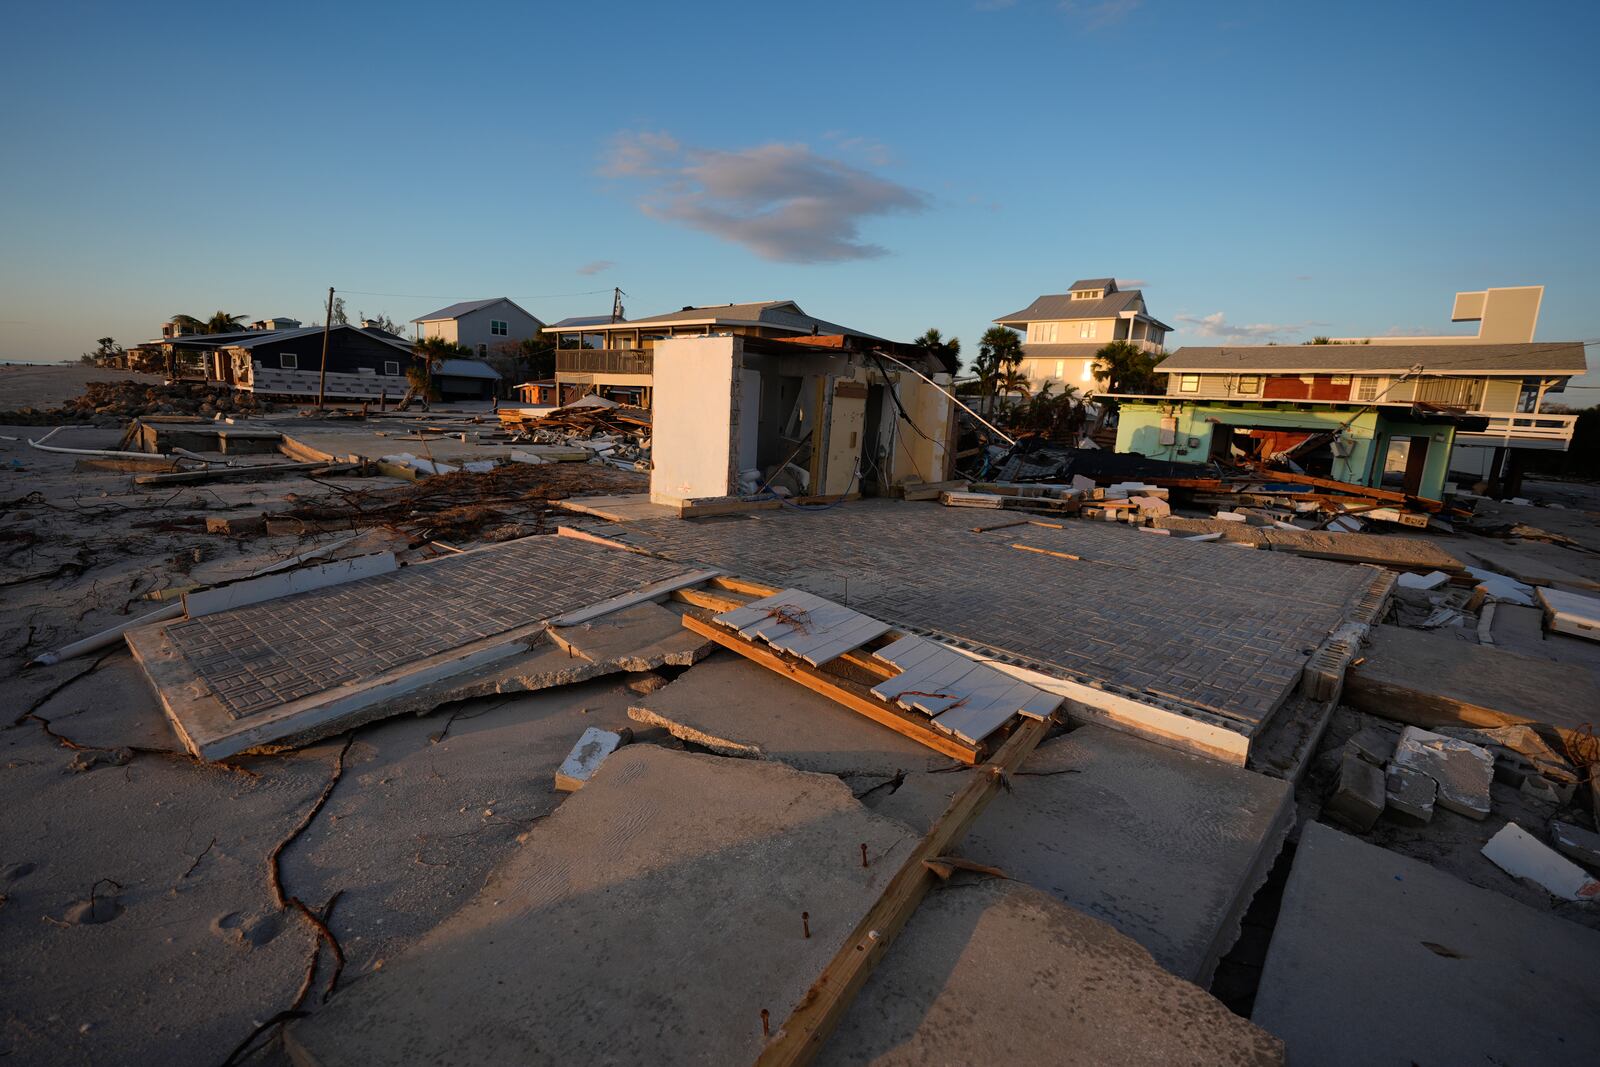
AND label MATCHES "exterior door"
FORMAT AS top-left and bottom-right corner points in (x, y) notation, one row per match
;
(1402, 435), (1430, 497)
